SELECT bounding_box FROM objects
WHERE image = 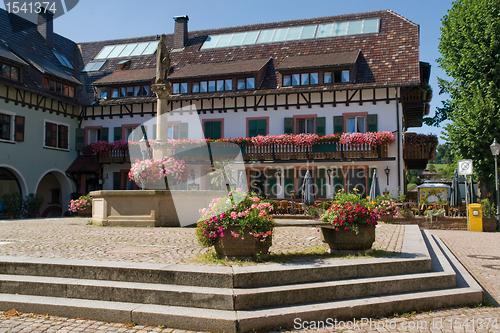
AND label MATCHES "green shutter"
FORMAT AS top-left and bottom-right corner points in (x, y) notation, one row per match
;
(213, 121), (222, 140)
(284, 169), (294, 198)
(333, 116), (344, 134)
(333, 168), (344, 195)
(267, 169), (277, 198)
(113, 172), (122, 190)
(316, 168), (326, 199)
(249, 119), (267, 137)
(257, 119), (267, 135)
(316, 117), (326, 136)
(180, 123), (188, 139)
(100, 127), (109, 142)
(284, 118), (294, 134)
(367, 114), (378, 132)
(114, 127), (122, 141)
(204, 121), (222, 140)
(248, 120), (258, 137)
(75, 128), (85, 151)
